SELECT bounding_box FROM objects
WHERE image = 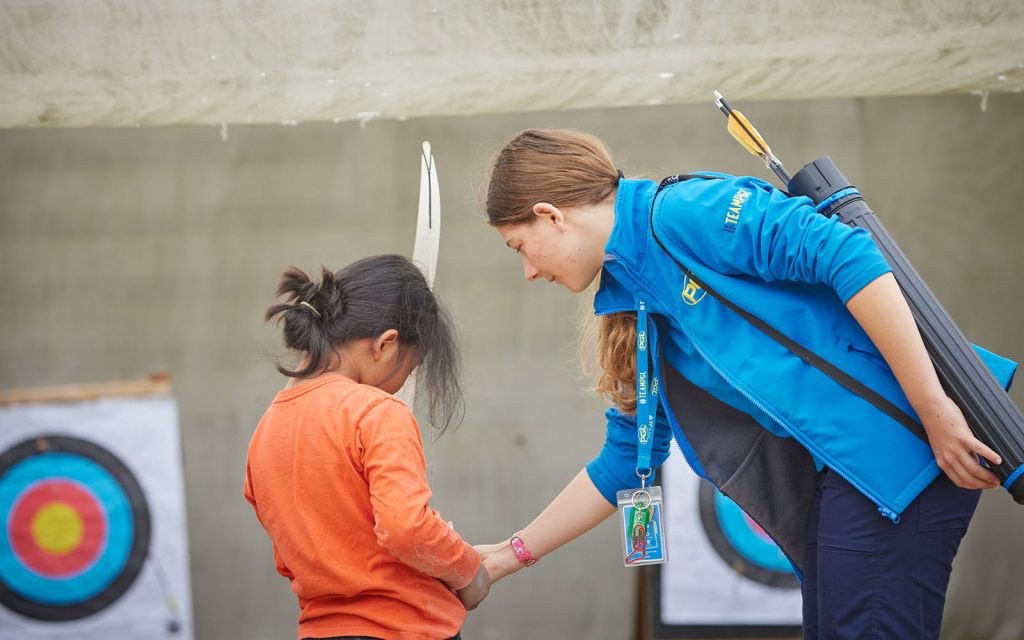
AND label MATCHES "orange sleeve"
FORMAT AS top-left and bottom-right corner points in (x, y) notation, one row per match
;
(358, 398), (480, 589)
